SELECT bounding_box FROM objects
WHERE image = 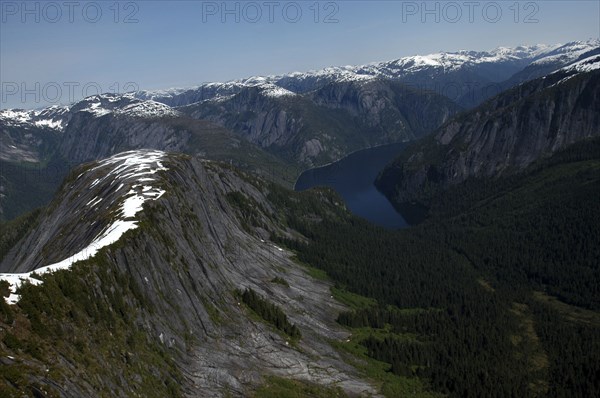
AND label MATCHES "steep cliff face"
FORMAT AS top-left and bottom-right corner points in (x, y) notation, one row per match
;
(376, 57), (600, 203)
(5, 42), (598, 222)
(0, 115), (69, 221)
(182, 80), (460, 166)
(501, 43), (600, 88)
(0, 150), (379, 397)
(0, 78), (457, 219)
(310, 79), (459, 136)
(0, 94), (297, 221)
(183, 85), (304, 149)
